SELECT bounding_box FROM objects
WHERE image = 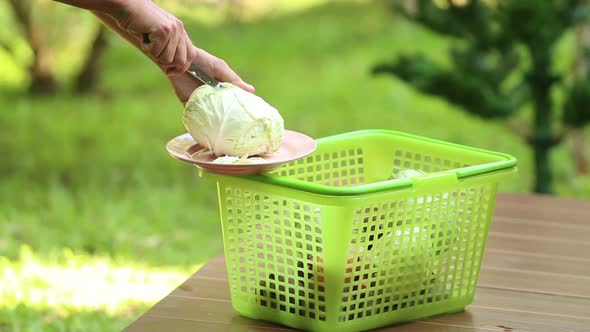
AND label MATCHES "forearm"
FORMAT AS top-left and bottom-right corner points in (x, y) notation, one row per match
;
(92, 11), (142, 52)
(53, 0), (127, 16)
